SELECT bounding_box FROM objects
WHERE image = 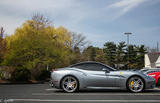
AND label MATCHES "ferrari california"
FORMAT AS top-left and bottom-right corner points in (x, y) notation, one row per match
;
(50, 61), (155, 93)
